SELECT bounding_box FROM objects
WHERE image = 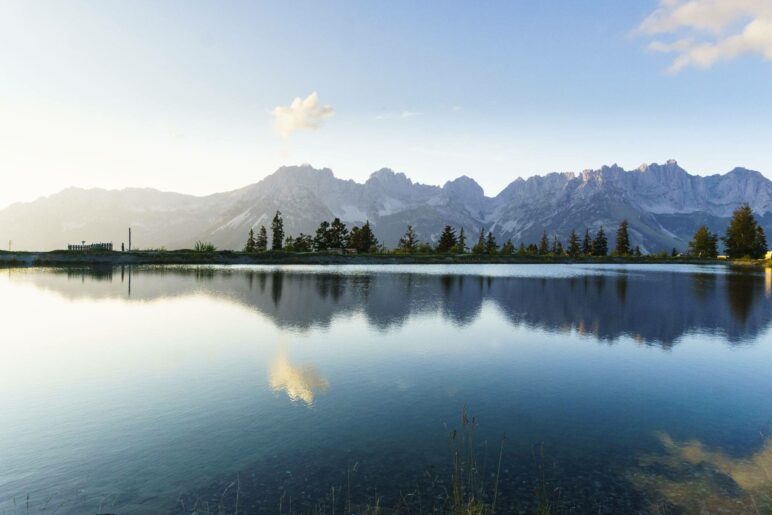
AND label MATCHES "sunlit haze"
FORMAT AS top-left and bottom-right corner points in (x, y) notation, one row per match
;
(2, 0), (772, 208)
